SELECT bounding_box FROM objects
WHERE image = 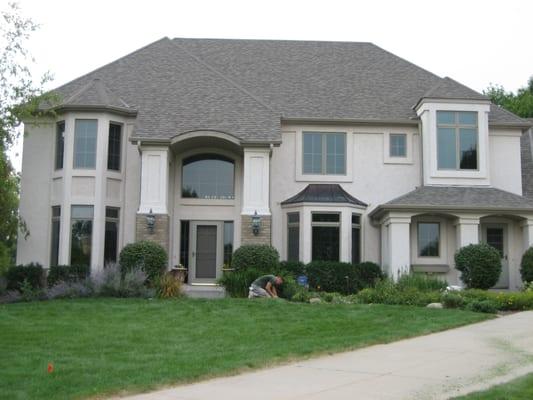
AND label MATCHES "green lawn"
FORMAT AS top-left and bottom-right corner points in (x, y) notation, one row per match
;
(0, 298), (490, 399)
(454, 373), (533, 399)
